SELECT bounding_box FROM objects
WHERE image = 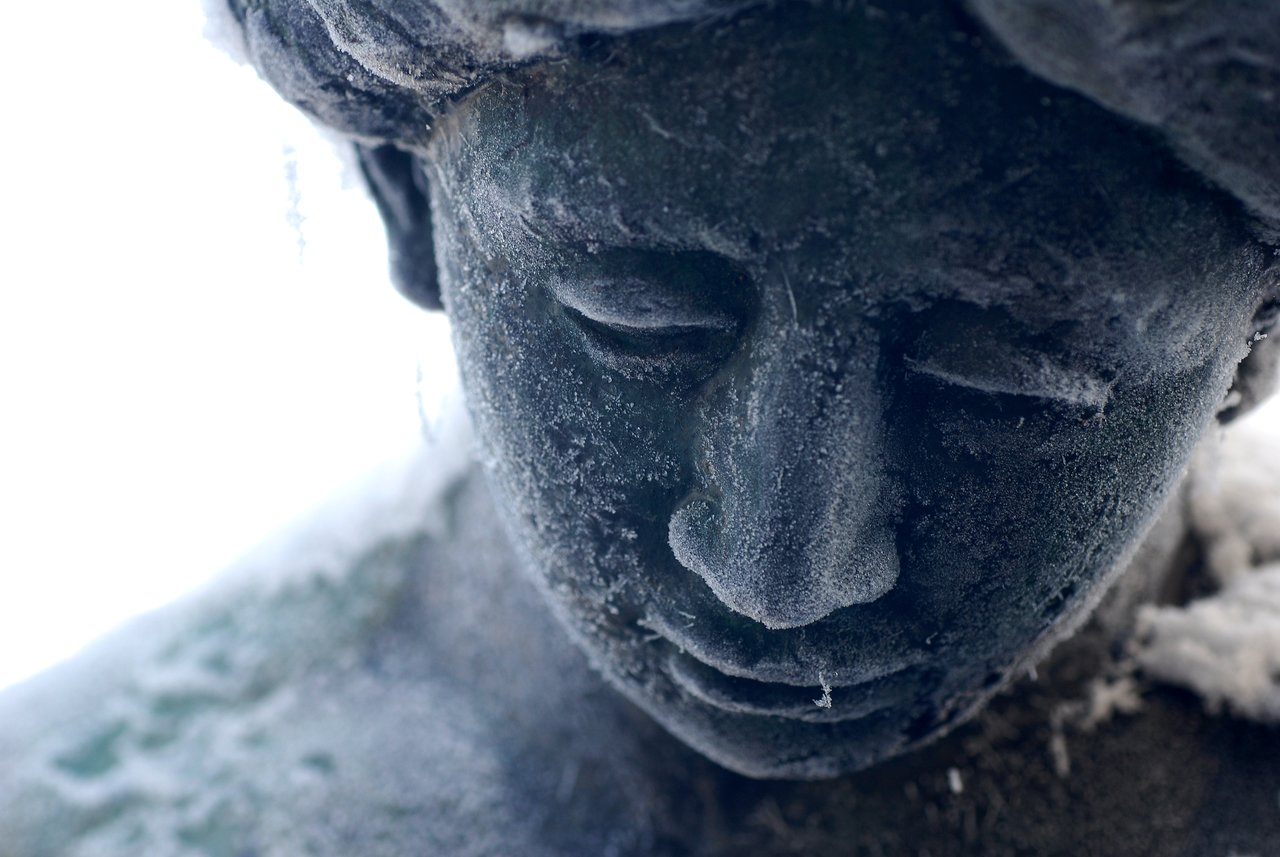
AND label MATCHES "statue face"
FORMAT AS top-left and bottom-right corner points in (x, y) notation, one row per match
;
(424, 6), (1268, 777)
